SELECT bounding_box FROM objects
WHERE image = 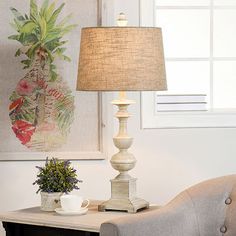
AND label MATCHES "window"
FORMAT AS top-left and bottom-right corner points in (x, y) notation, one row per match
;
(141, 0), (236, 128)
